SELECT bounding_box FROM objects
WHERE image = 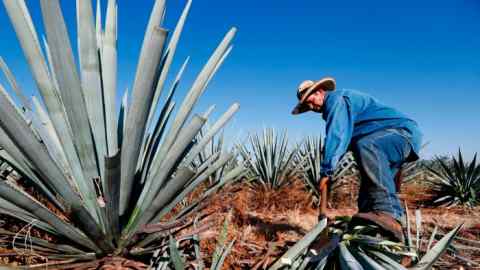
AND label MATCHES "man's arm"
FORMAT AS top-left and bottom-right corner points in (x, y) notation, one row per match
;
(320, 95), (354, 178)
(318, 95), (354, 219)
